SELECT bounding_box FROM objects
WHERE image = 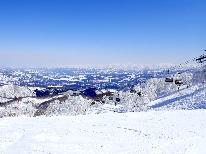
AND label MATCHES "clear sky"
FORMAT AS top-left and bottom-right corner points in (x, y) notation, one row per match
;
(0, 0), (205, 67)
